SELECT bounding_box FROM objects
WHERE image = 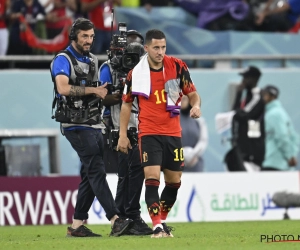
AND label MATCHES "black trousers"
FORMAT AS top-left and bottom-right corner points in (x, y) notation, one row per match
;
(115, 145), (144, 220)
(64, 129), (119, 221)
(102, 132), (119, 173)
